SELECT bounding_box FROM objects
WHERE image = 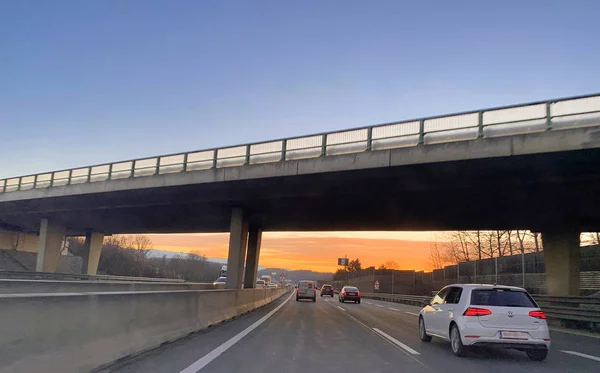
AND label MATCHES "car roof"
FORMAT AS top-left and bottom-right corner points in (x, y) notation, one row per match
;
(445, 284), (527, 291)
